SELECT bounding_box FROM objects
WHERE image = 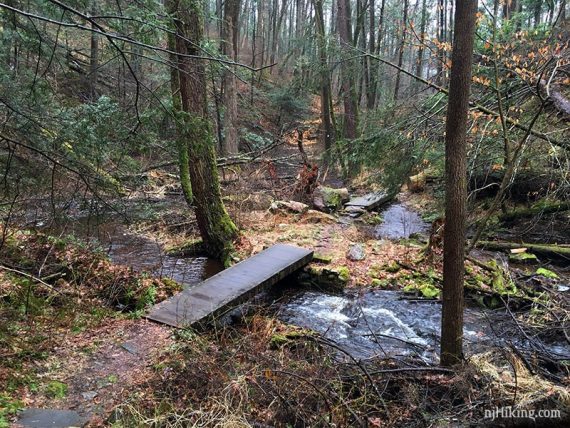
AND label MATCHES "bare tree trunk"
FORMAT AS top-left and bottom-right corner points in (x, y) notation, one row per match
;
(337, 0), (357, 140)
(437, 0), (445, 86)
(394, 0), (408, 101)
(366, 0), (376, 109)
(222, 0), (241, 155)
(167, 0), (238, 261)
(166, 6), (193, 206)
(415, 0), (427, 82)
(89, 1), (99, 101)
(313, 0), (334, 157)
(440, 0), (478, 367)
